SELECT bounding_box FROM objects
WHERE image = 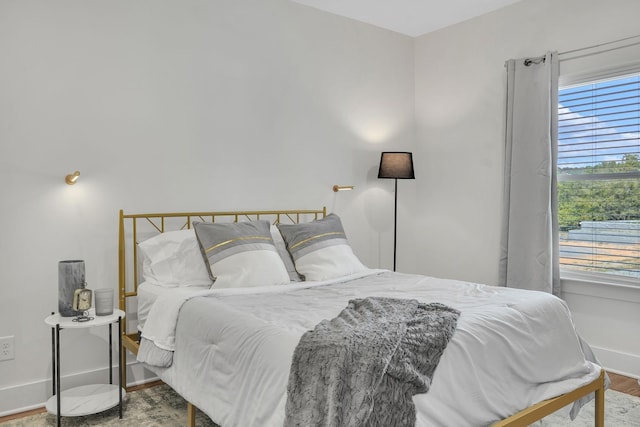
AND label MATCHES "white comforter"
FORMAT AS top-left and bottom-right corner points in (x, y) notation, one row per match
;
(140, 270), (602, 427)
